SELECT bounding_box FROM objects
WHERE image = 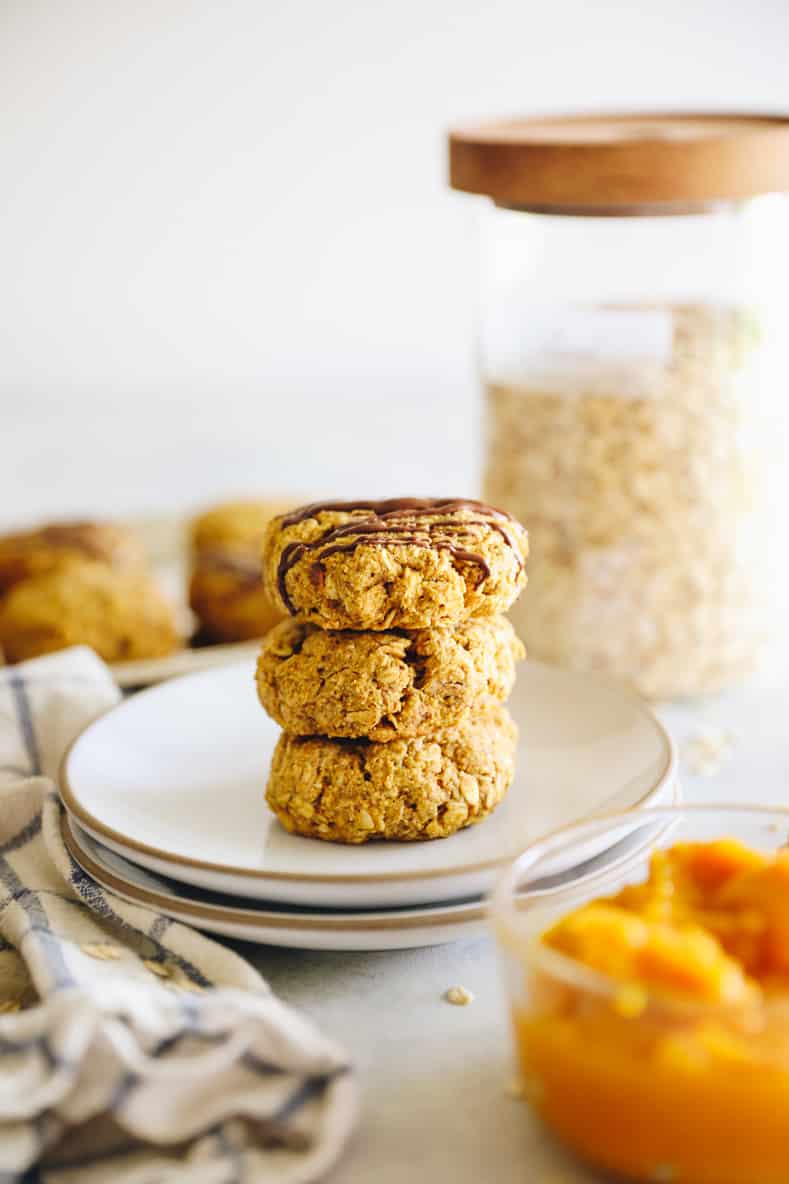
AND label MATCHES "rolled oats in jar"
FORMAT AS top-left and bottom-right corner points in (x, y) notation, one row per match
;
(449, 113), (789, 698)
